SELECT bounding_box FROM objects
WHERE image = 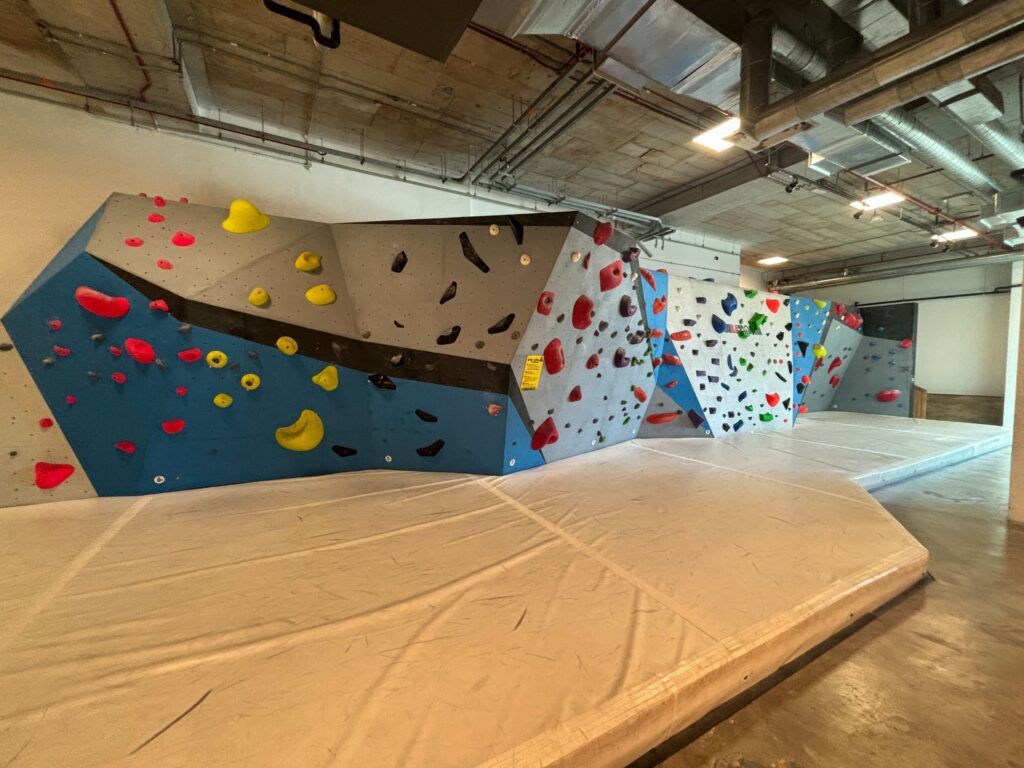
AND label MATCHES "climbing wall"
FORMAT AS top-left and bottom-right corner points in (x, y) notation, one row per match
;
(798, 305), (864, 413)
(788, 296), (831, 416)
(830, 304), (916, 416)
